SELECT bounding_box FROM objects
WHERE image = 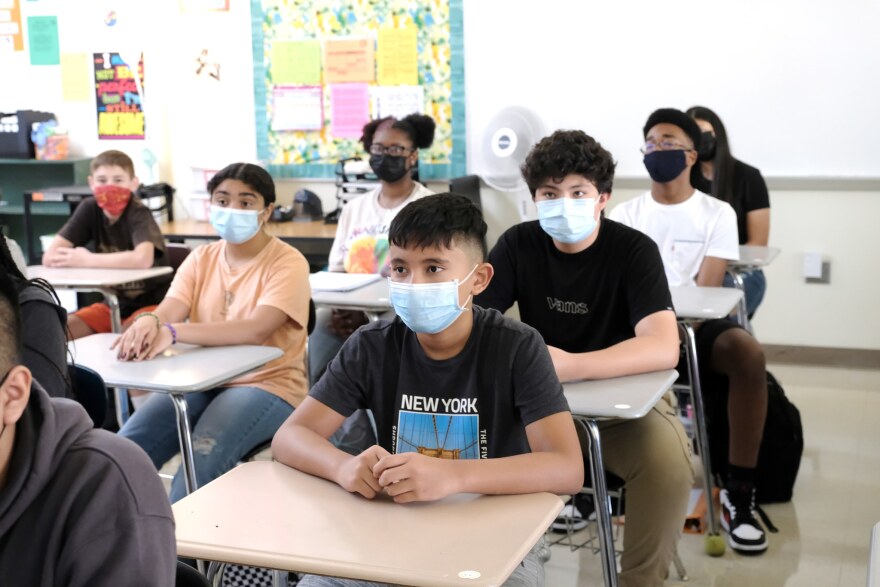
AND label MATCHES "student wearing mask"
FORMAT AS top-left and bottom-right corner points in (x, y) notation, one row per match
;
(273, 194), (583, 587)
(114, 162), (310, 502)
(687, 106), (771, 317)
(610, 108), (770, 554)
(476, 130), (693, 587)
